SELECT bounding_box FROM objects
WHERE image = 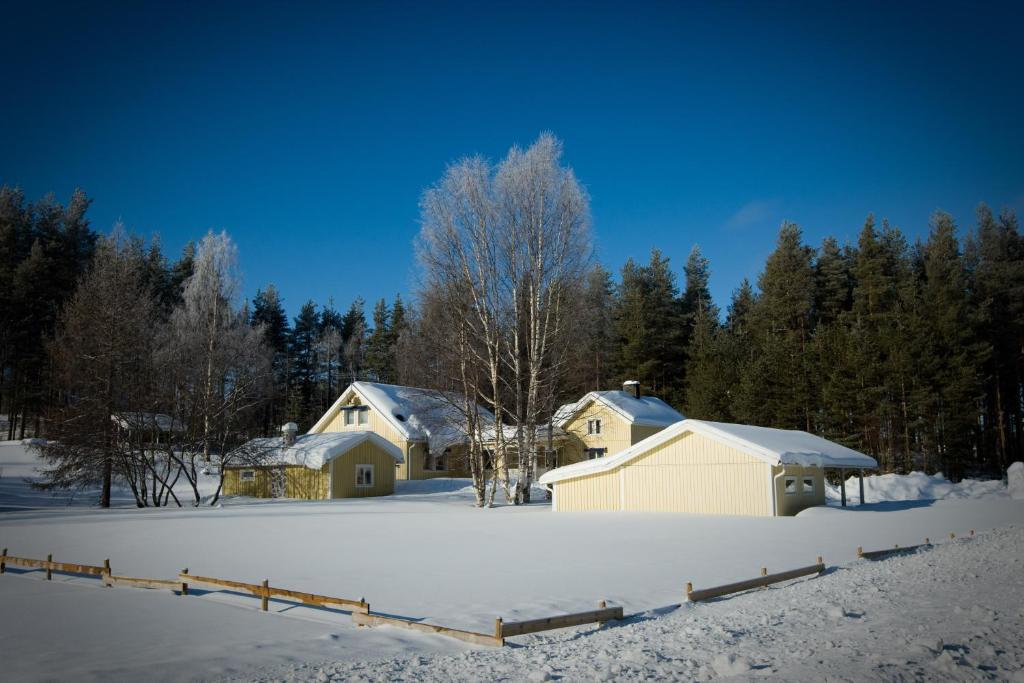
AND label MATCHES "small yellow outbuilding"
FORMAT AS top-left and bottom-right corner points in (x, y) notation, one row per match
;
(223, 430), (403, 499)
(538, 419), (877, 516)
